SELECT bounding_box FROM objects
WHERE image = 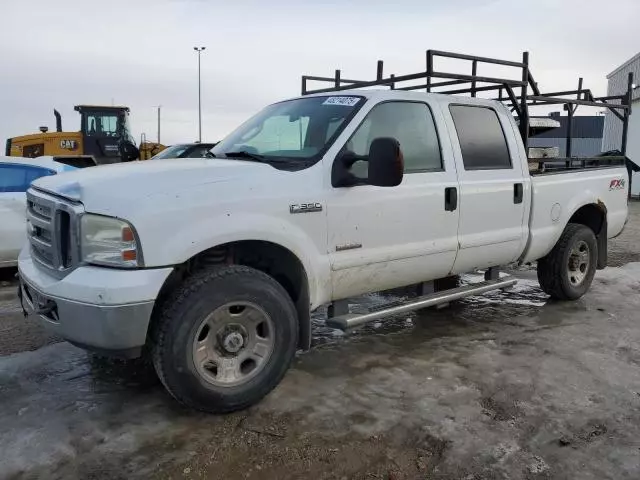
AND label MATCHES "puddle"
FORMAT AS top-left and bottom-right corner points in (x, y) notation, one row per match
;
(310, 273), (551, 348)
